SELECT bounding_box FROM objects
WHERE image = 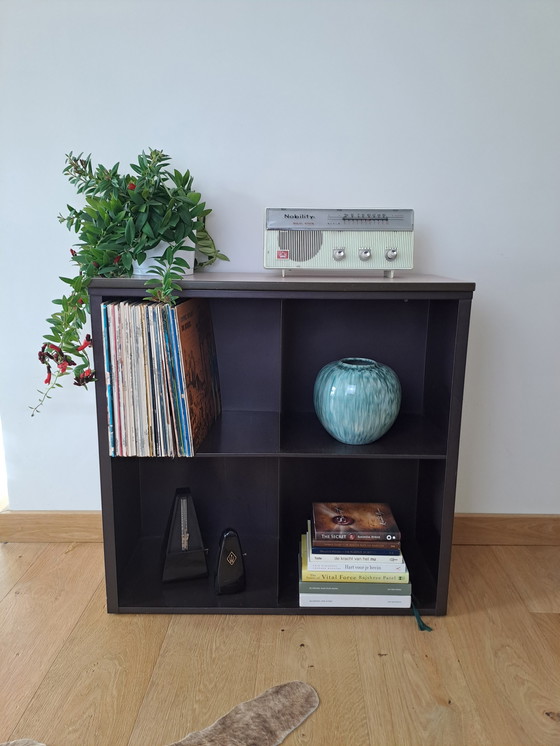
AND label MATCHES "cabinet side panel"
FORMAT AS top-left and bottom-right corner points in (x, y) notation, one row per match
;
(90, 293), (127, 611)
(424, 300), (463, 432)
(421, 299), (473, 613)
(417, 460), (445, 577)
(101, 459), (142, 611)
